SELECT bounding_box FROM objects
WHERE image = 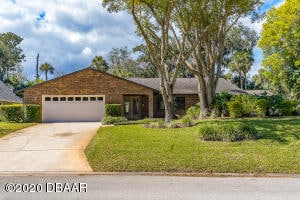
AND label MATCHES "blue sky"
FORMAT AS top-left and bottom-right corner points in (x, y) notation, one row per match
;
(0, 0), (284, 80)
